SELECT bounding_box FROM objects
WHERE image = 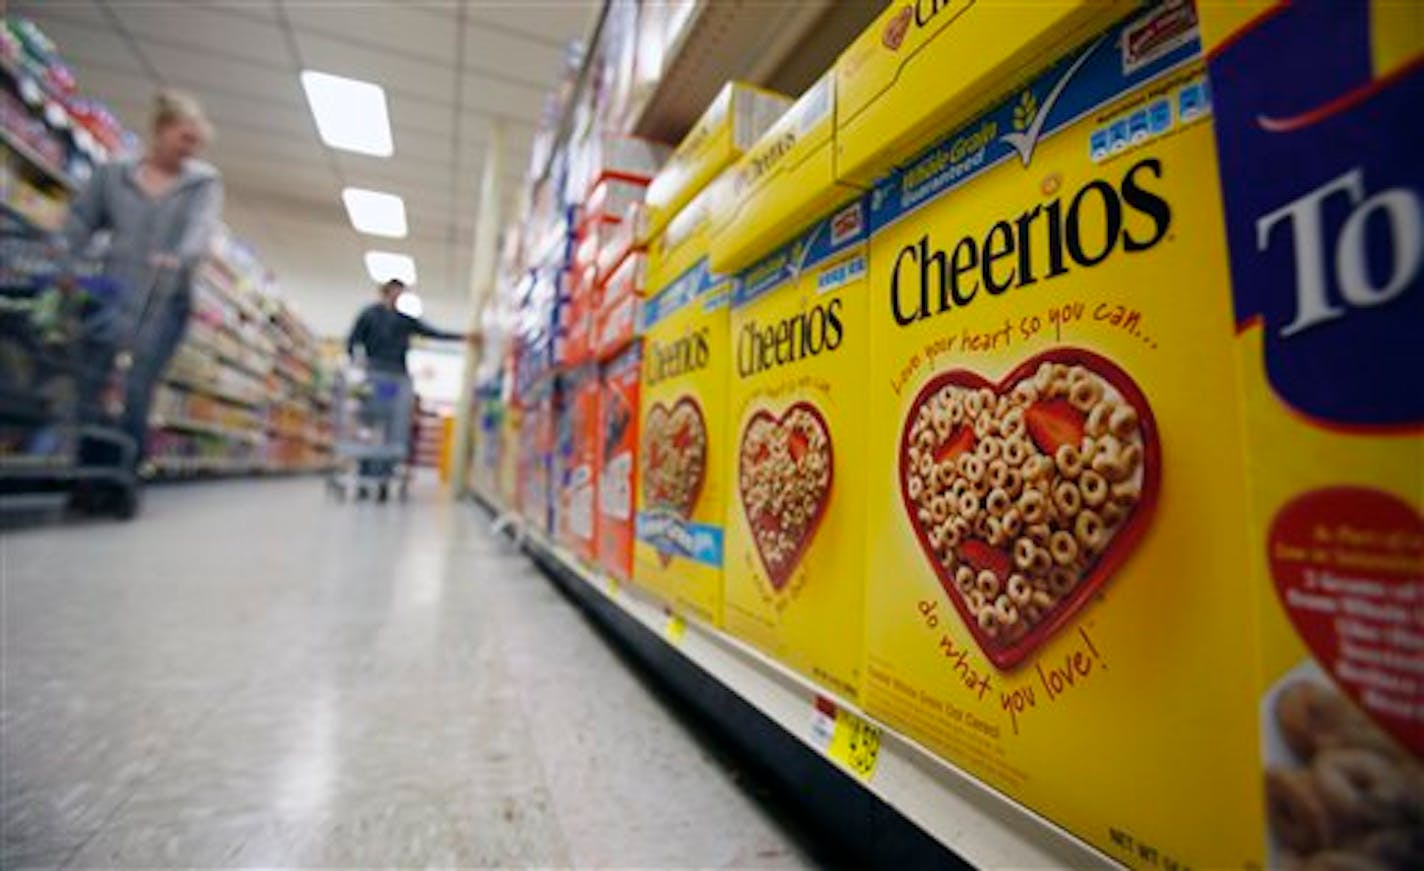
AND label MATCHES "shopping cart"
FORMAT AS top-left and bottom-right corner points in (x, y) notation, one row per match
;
(327, 364), (414, 503)
(0, 224), (144, 518)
